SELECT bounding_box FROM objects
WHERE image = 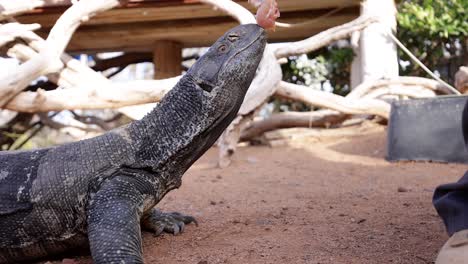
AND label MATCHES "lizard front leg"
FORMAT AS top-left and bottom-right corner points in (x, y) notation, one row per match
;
(87, 175), (153, 264)
(142, 209), (197, 236)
